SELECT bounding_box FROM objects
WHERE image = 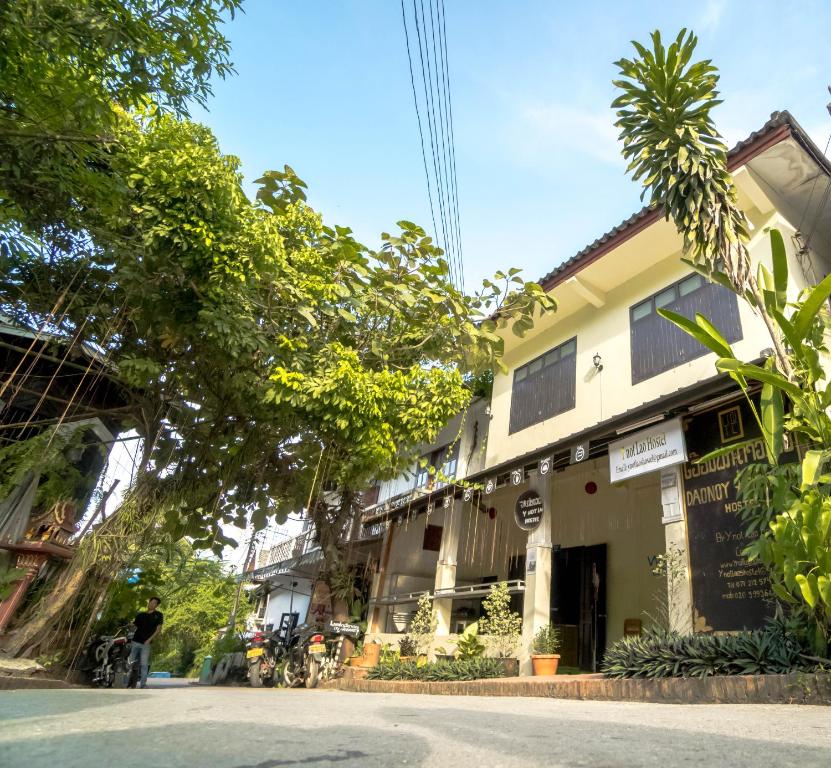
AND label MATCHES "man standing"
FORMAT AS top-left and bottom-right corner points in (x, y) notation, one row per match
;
(130, 596), (164, 689)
